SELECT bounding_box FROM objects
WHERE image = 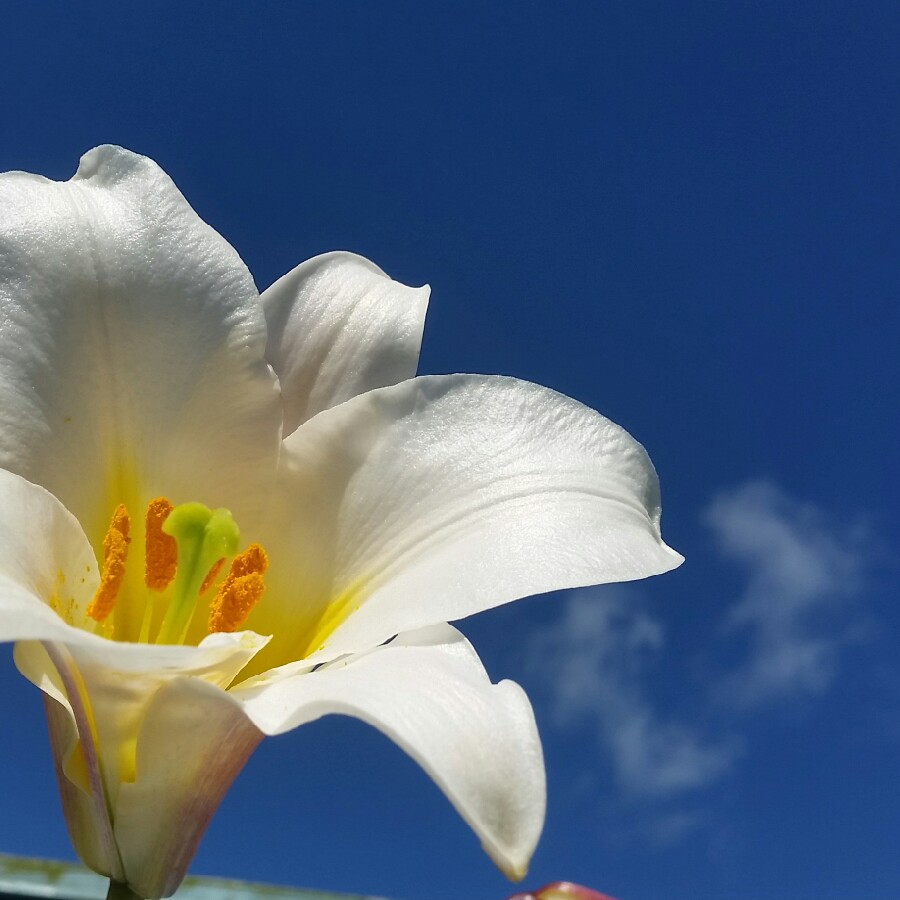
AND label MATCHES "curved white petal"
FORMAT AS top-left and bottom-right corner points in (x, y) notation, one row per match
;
(112, 679), (262, 899)
(15, 632), (266, 803)
(245, 375), (682, 668)
(0, 146), (281, 559)
(15, 635), (266, 898)
(40, 665), (123, 883)
(261, 251), (429, 434)
(235, 624), (545, 880)
(0, 469), (100, 644)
